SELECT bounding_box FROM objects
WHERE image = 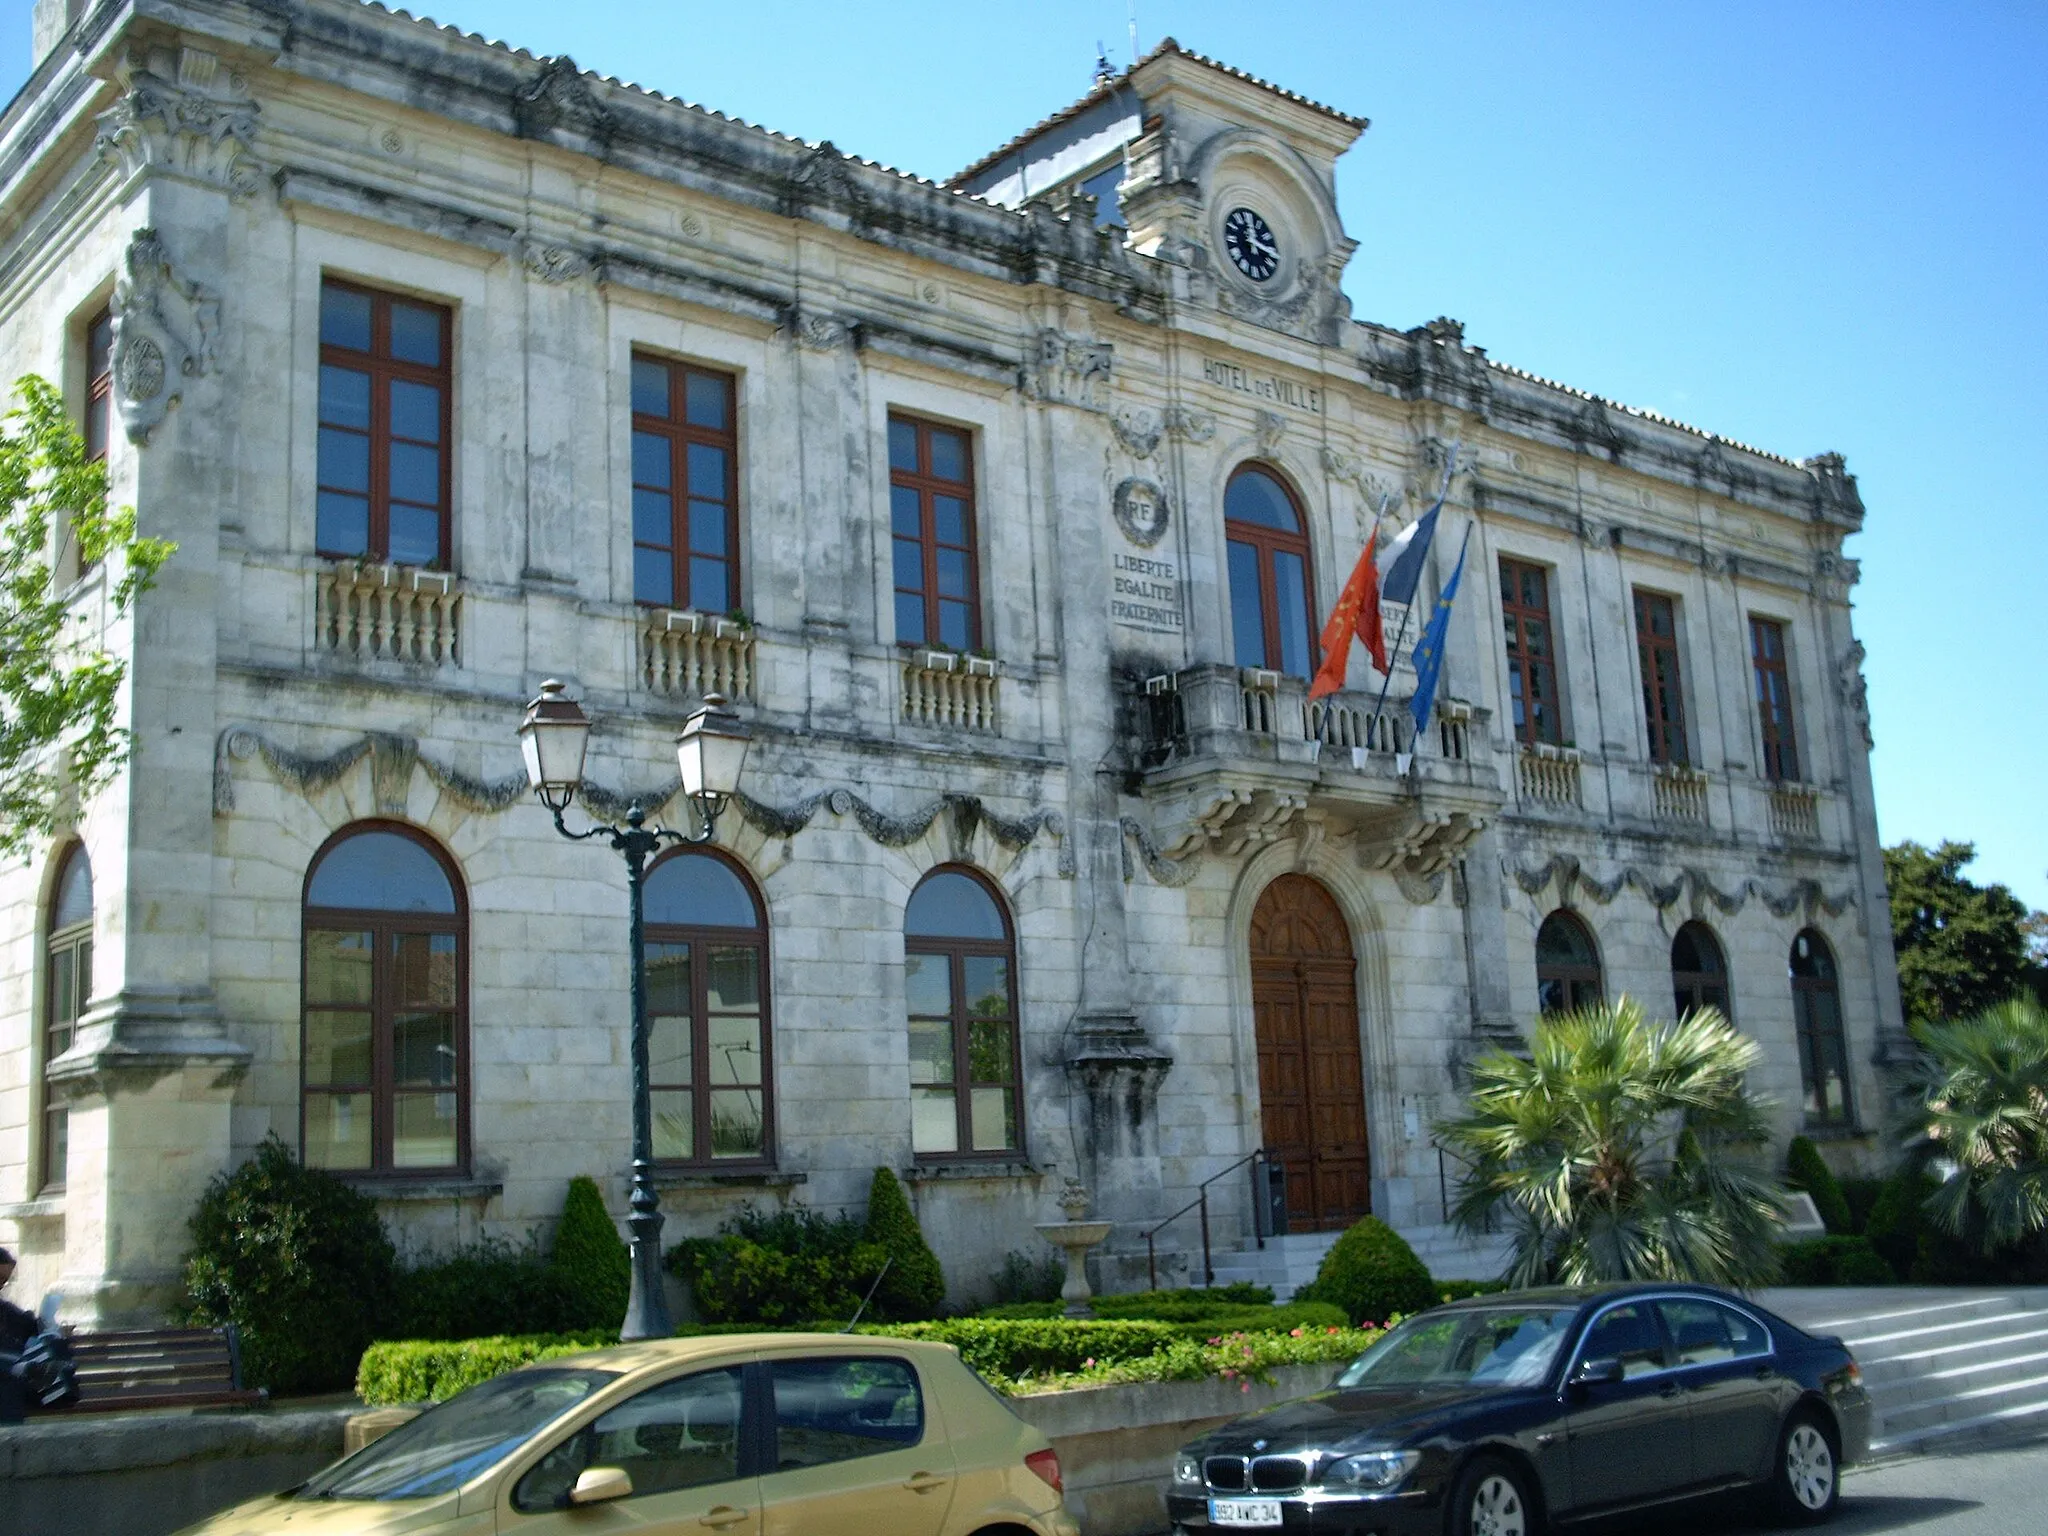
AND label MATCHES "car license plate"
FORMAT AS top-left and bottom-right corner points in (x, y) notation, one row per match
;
(1209, 1496), (1283, 1527)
